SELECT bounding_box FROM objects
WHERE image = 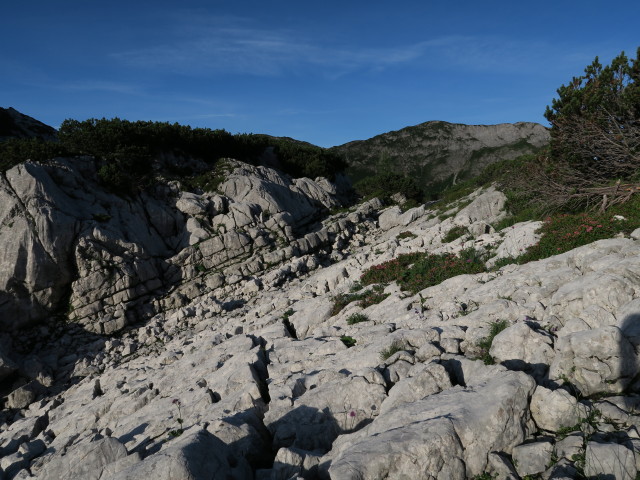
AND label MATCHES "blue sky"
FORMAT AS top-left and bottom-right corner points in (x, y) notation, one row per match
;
(2, 1), (638, 147)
